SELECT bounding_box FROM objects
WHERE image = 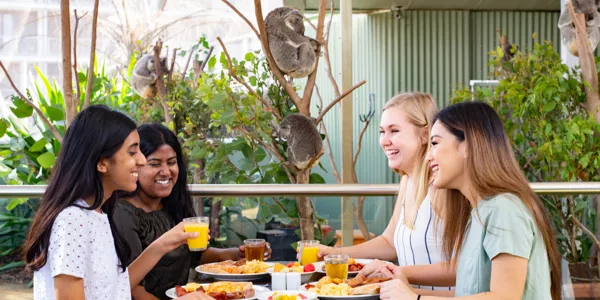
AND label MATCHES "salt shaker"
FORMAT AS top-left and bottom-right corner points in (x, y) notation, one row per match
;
(286, 272), (301, 290)
(271, 272), (286, 291)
